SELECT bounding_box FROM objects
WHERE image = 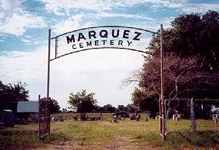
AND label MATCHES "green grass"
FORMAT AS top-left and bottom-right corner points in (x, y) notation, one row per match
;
(0, 115), (219, 149)
(0, 124), (39, 150)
